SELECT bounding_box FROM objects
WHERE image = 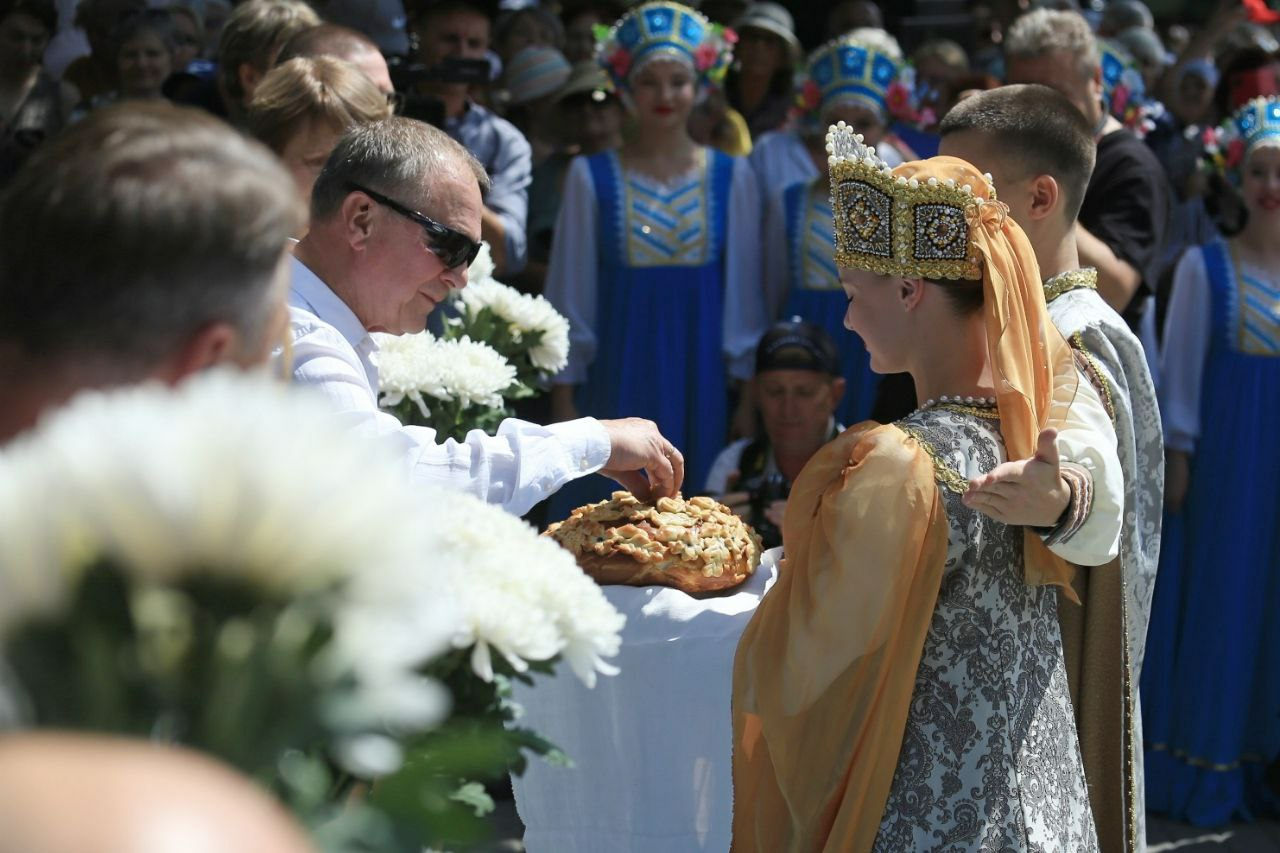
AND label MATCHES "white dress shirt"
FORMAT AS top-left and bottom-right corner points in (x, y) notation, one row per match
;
(286, 255), (612, 516)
